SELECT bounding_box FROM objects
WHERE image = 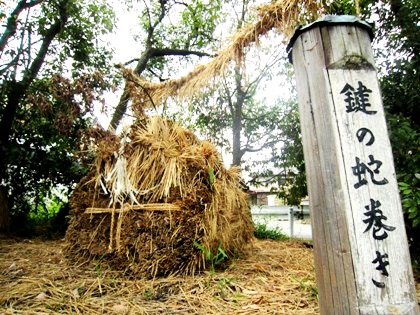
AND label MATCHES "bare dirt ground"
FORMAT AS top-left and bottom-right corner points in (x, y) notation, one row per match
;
(0, 237), (419, 314)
